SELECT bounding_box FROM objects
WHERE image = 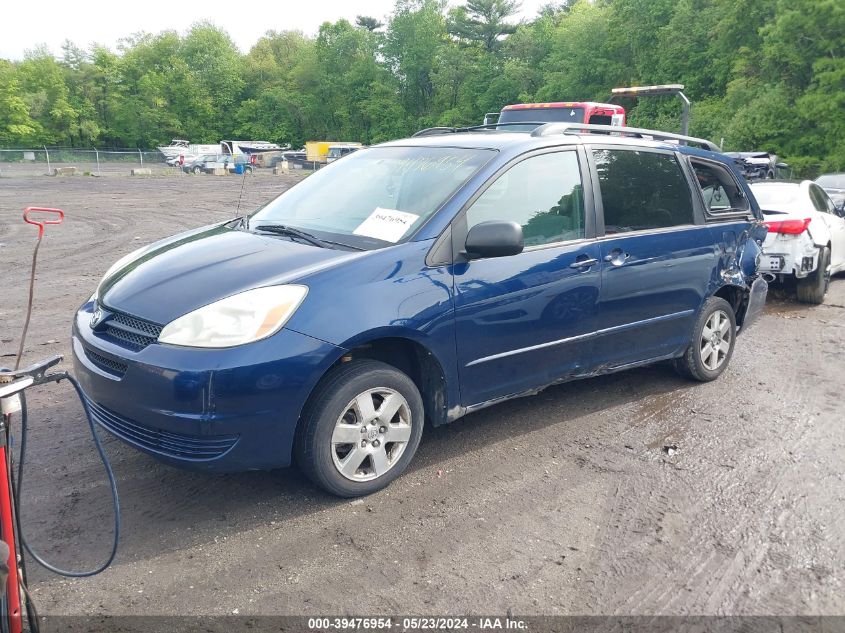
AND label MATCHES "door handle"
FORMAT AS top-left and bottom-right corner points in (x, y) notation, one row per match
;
(603, 249), (629, 266)
(569, 257), (599, 269)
